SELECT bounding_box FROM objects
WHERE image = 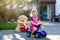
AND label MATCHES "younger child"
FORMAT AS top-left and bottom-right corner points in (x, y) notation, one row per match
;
(15, 15), (28, 32)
